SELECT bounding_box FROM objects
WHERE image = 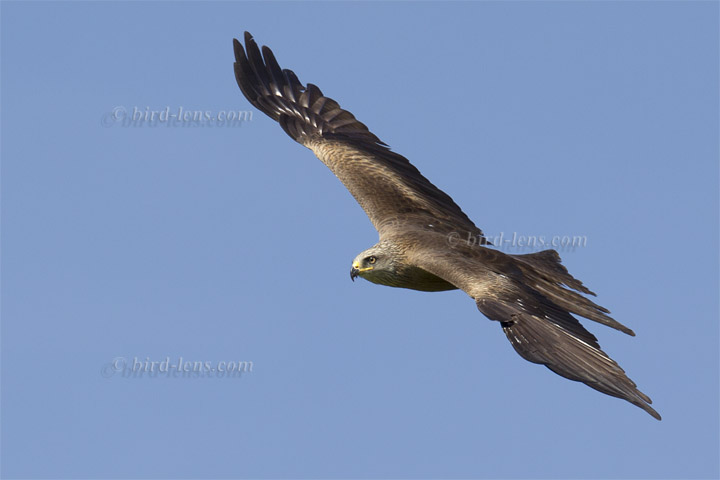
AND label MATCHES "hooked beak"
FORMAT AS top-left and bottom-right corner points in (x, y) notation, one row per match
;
(350, 262), (373, 282)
